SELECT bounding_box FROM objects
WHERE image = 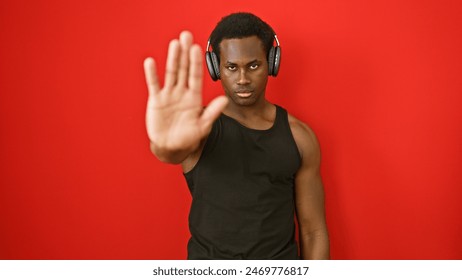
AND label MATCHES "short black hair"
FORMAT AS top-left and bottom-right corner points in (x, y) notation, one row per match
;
(209, 12), (275, 59)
